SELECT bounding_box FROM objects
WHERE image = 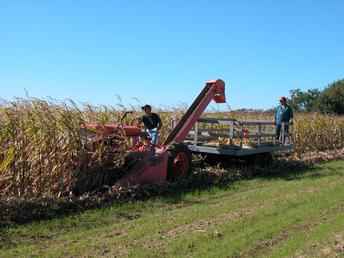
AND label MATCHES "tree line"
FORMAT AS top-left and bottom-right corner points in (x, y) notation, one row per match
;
(288, 79), (344, 115)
